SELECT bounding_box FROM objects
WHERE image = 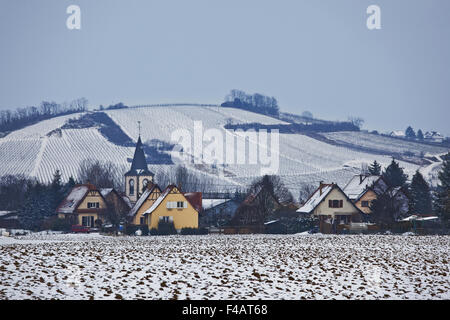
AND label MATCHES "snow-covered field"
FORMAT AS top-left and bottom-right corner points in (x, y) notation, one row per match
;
(0, 234), (448, 300)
